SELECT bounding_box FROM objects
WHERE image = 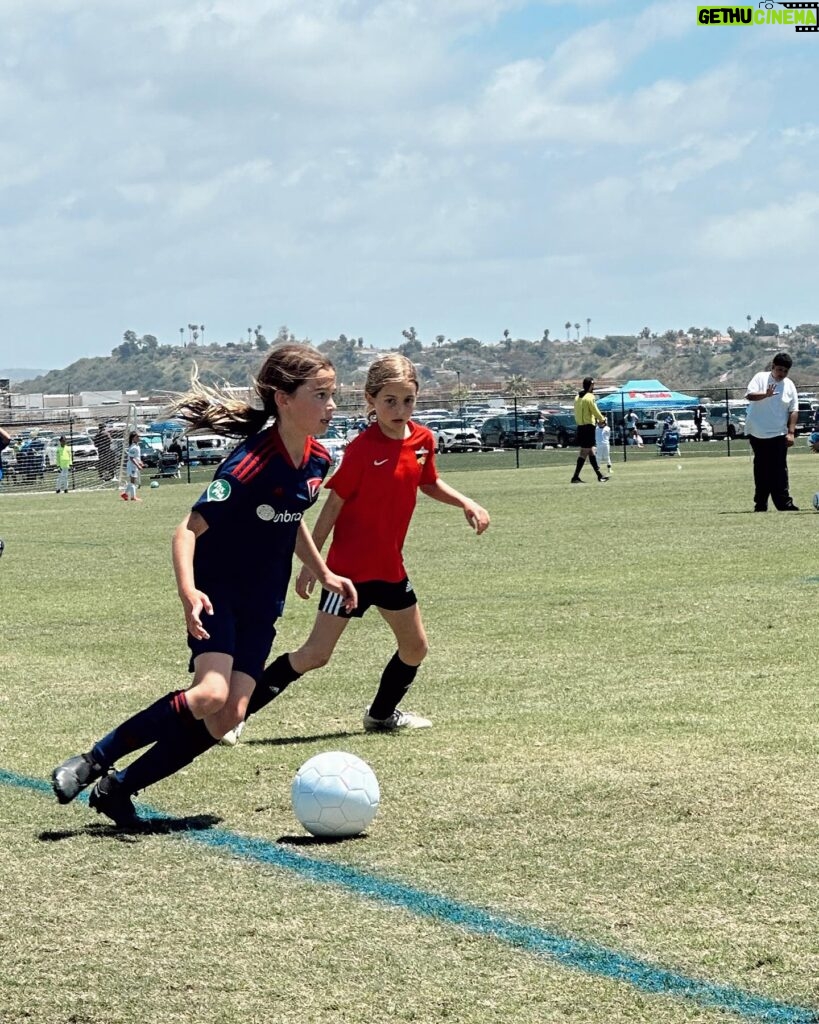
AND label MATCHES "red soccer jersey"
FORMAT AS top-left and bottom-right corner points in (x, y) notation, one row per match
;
(325, 421), (438, 582)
